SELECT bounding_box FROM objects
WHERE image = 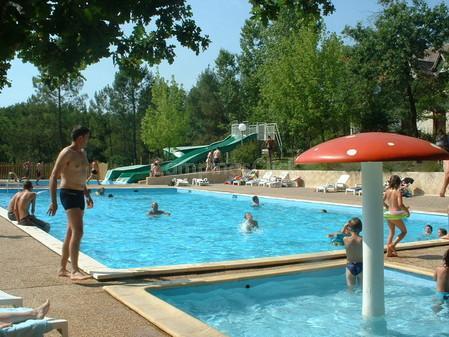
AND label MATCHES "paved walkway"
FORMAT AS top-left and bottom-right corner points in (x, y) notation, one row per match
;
(1, 185), (449, 336)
